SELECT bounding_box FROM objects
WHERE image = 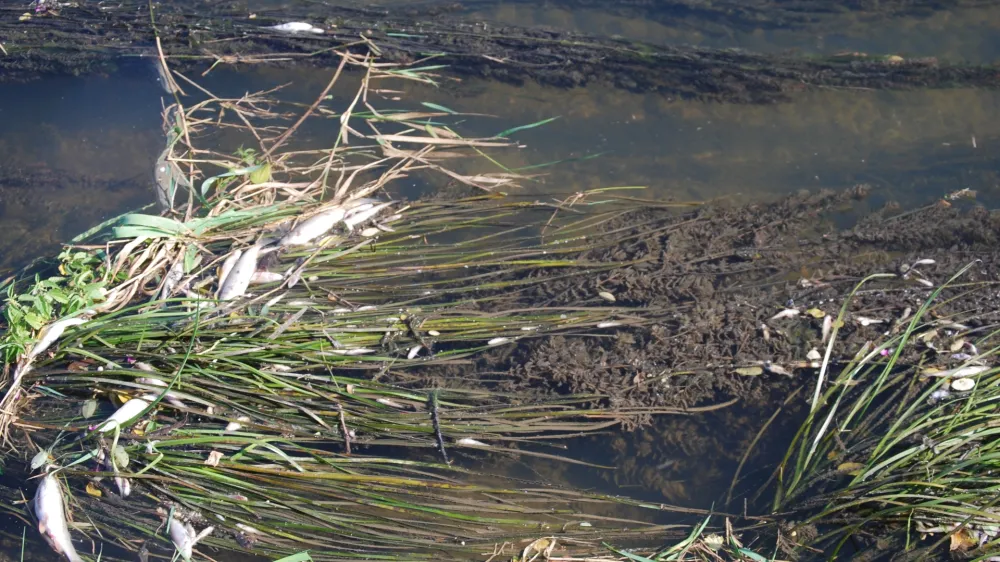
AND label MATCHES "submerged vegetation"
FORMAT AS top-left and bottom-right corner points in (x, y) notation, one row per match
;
(5, 22), (1000, 562)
